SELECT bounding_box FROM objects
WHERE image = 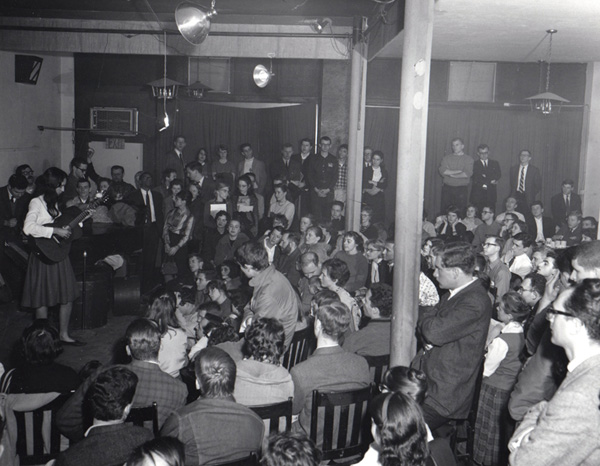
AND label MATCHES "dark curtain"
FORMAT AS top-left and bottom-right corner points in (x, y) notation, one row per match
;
(365, 105), (583, 222)
(152, 102), (316, 181)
